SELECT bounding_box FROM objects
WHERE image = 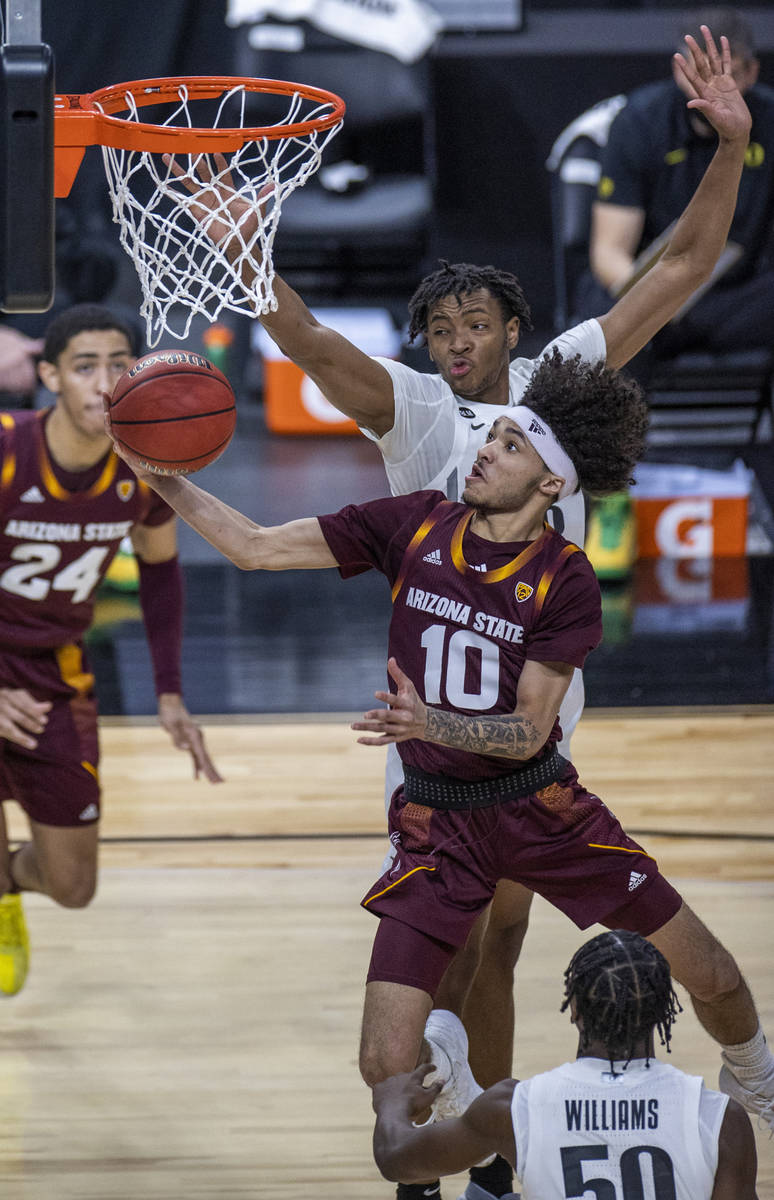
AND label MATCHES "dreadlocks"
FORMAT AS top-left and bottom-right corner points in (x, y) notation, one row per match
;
(522, 348), (649, 496)
(561, 931), (682, 1069)
(407, 261), (533, 345)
